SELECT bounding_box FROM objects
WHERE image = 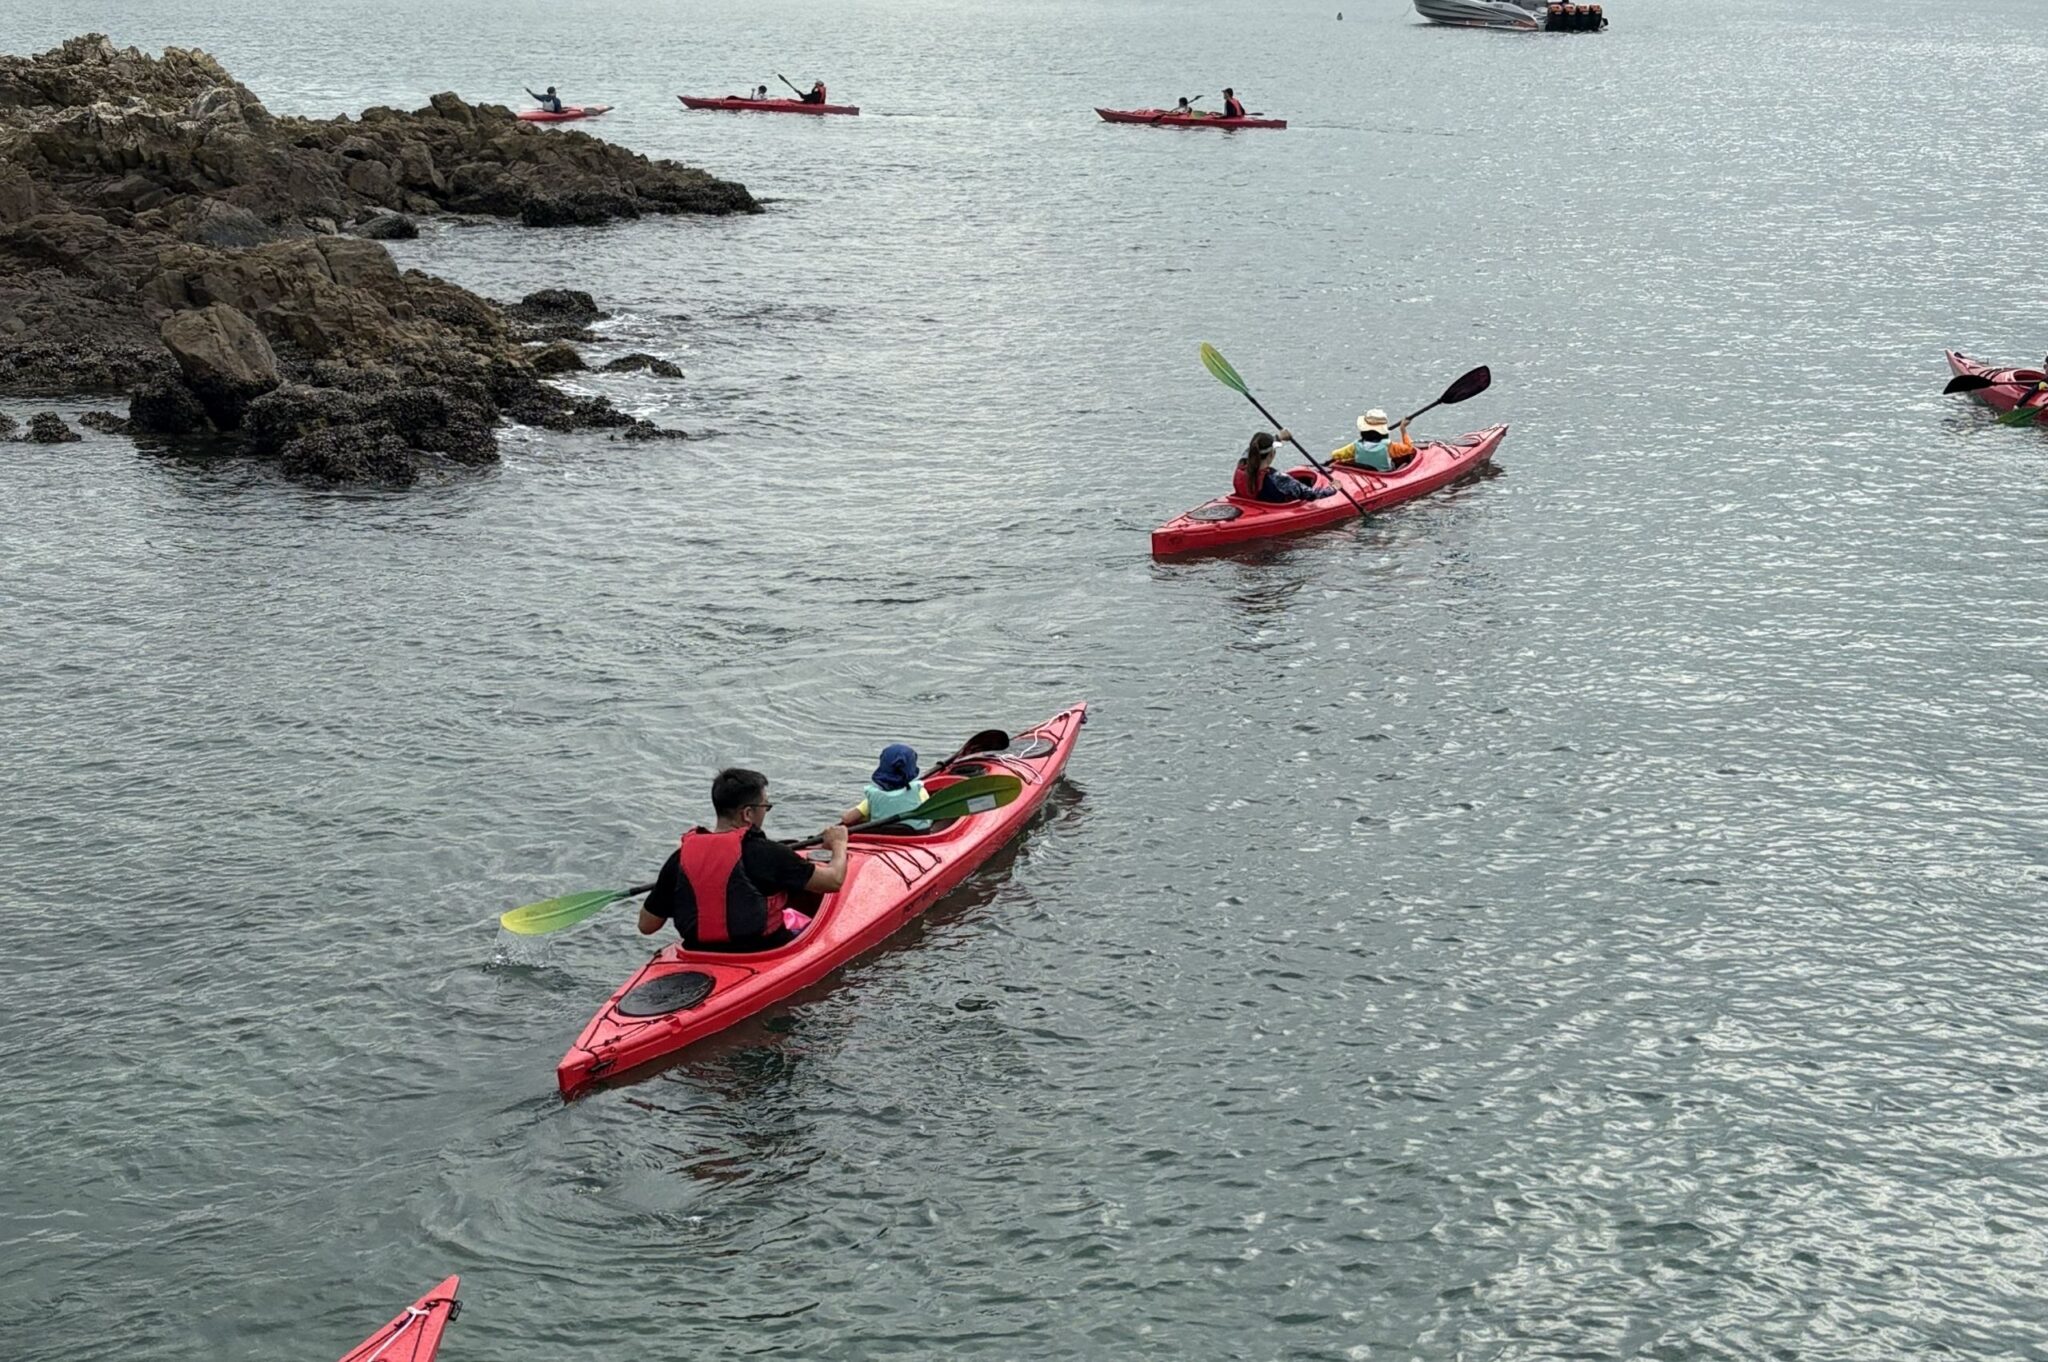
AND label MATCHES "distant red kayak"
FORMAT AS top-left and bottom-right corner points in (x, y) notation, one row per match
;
(516, 104), (610, 122)
(338, 1276), (461, 1362)
(556, 704), (1086, 1098)
(678, 95), (860, 116)
(1097, 107), (1287, 130)
(1151, 425), (1507, 555)
(1946, 350), (2048, 426)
